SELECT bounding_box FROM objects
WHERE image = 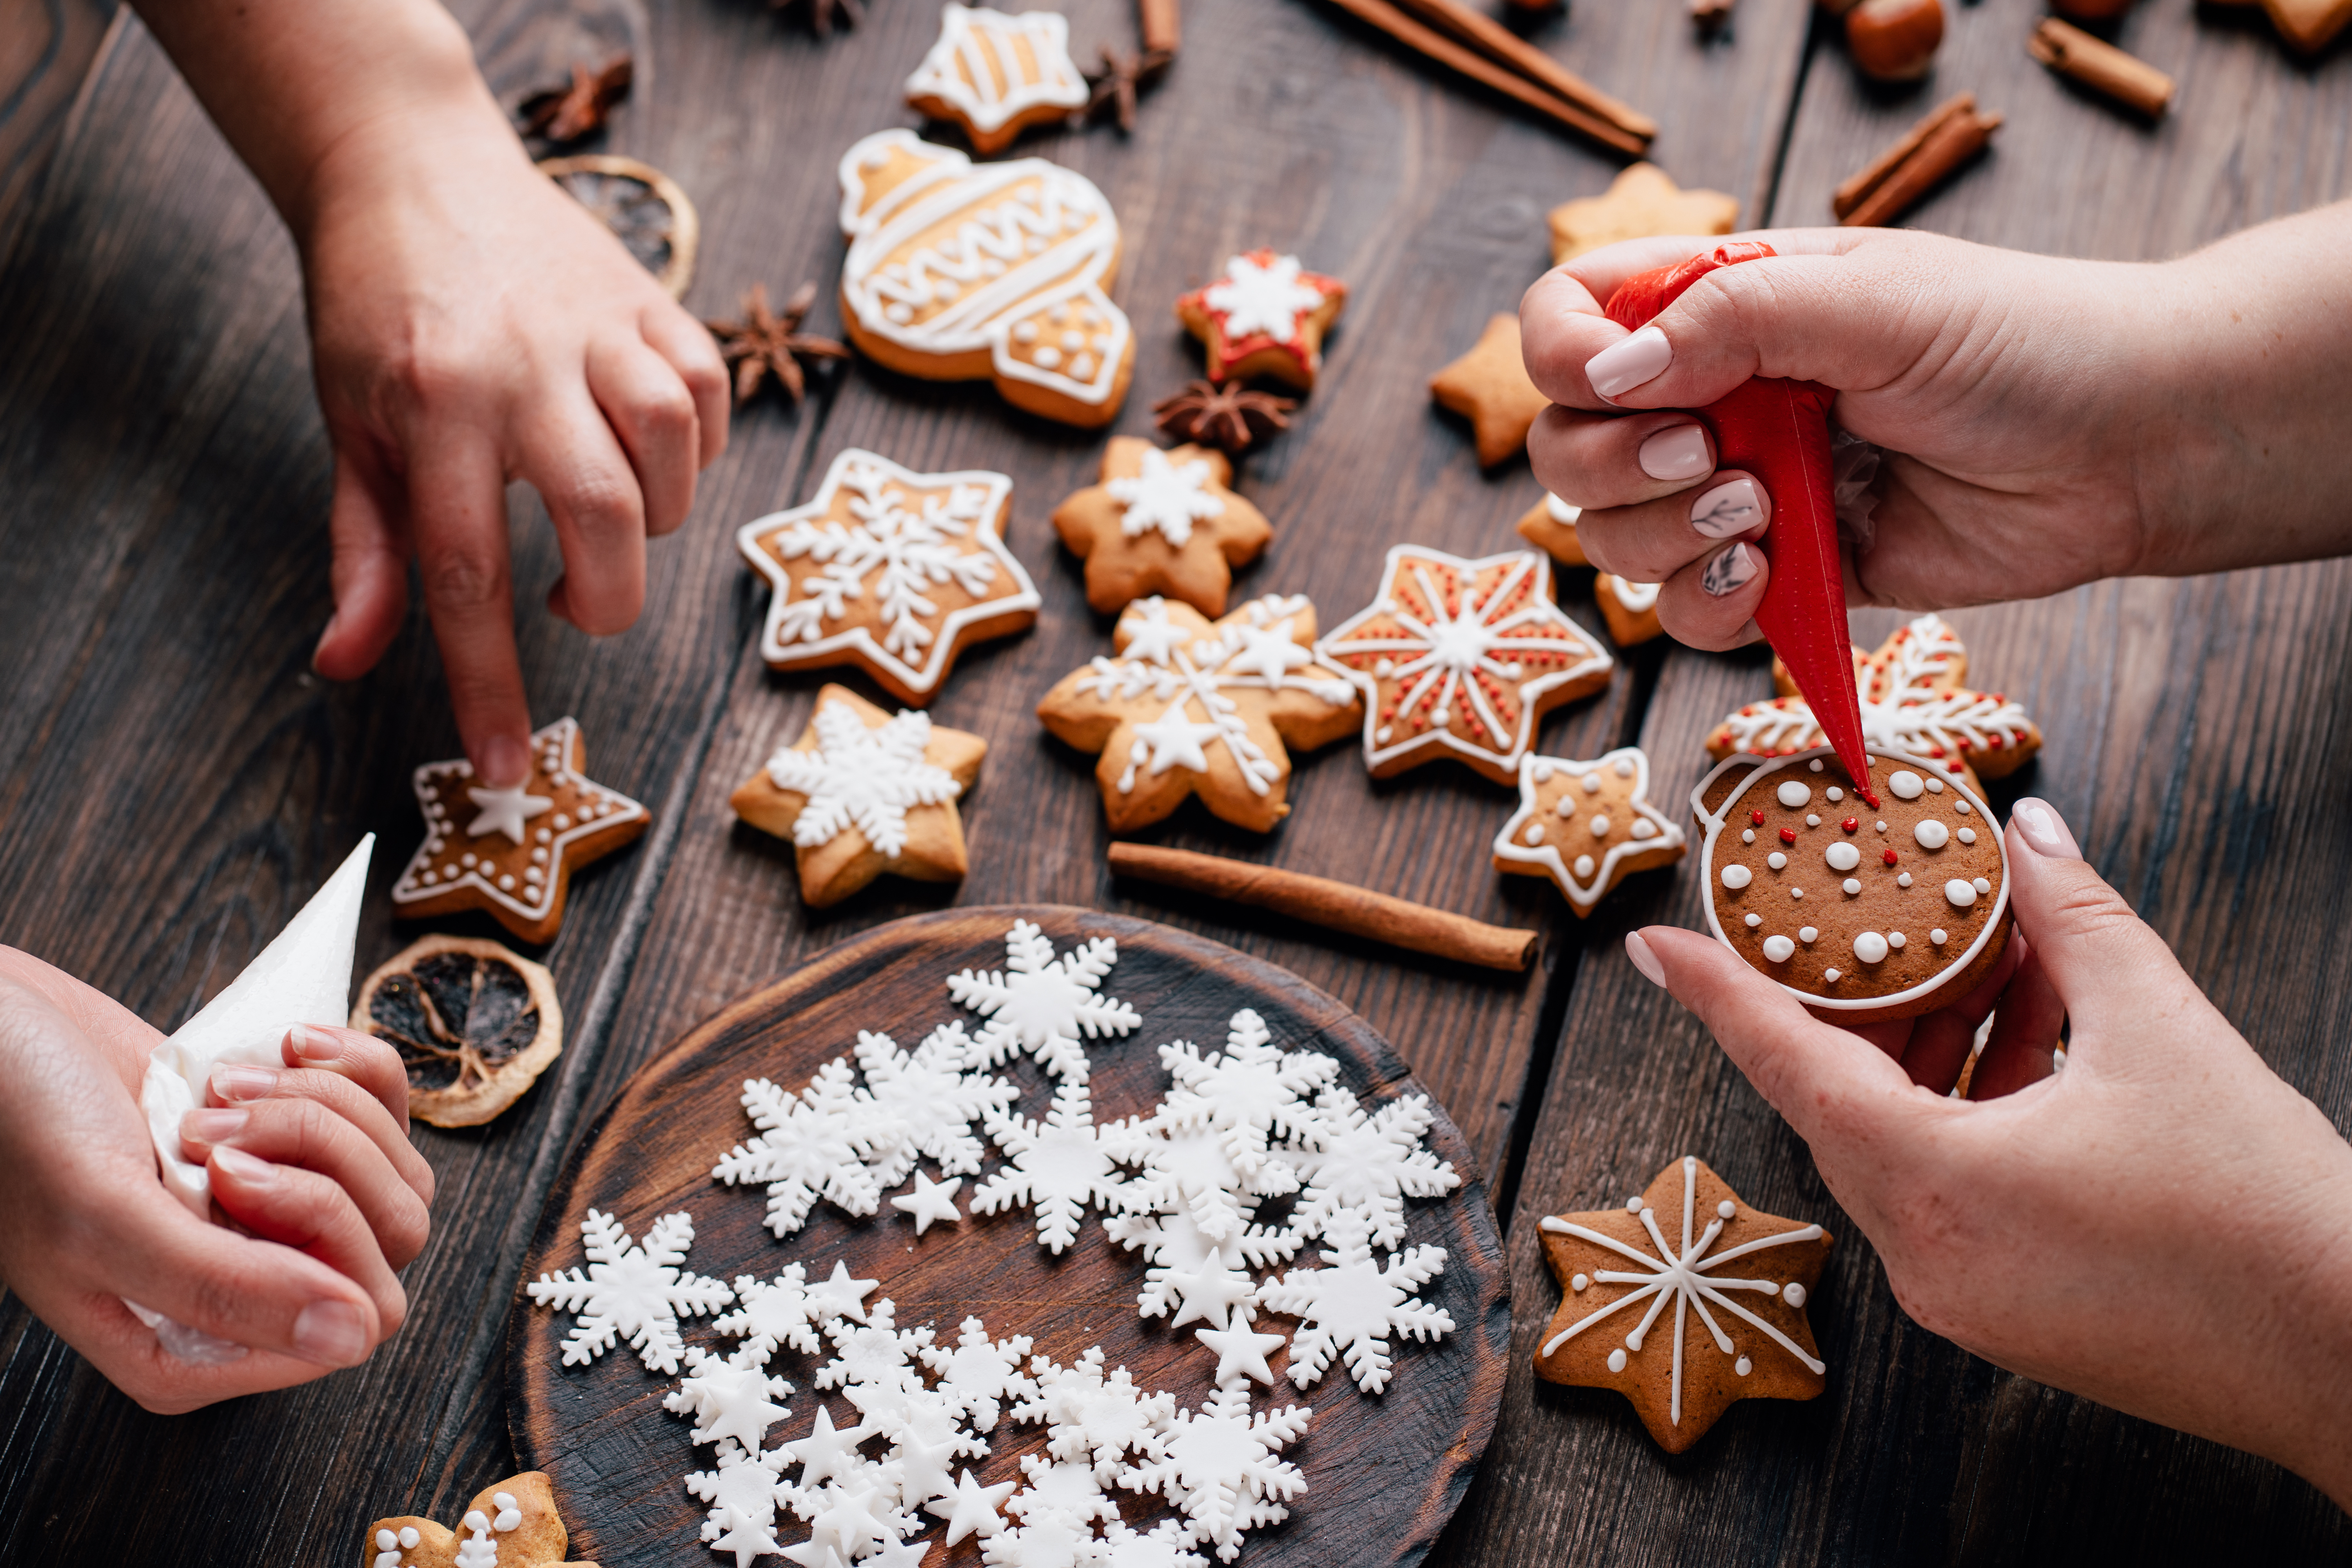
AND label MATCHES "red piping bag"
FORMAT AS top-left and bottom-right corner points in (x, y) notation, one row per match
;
(1603, 242), (1877, 808)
